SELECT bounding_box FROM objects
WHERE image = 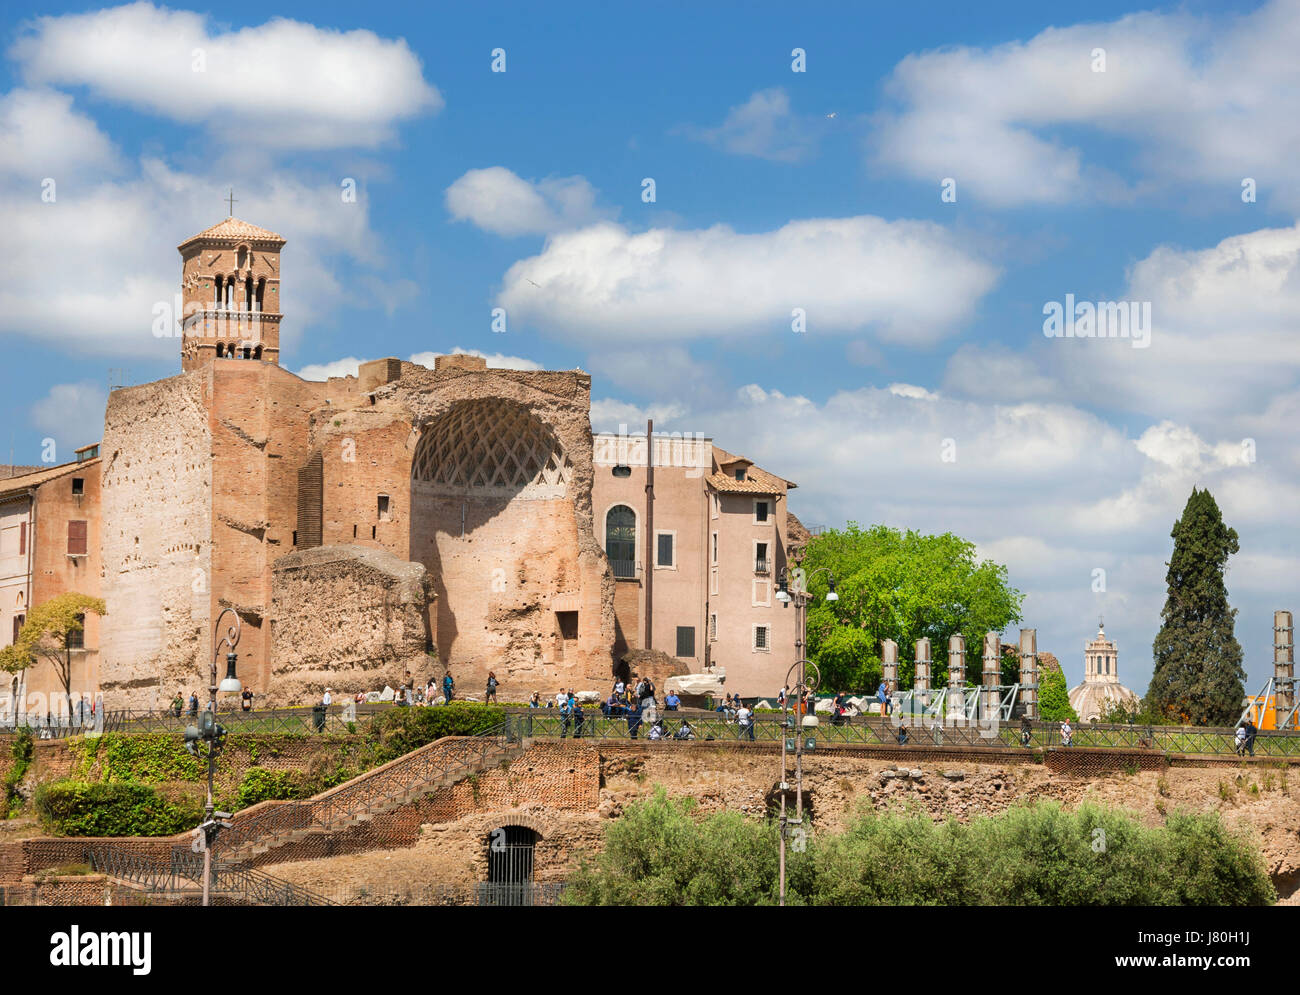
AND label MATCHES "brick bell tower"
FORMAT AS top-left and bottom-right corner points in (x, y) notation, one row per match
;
(177, 215), (286, 371)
